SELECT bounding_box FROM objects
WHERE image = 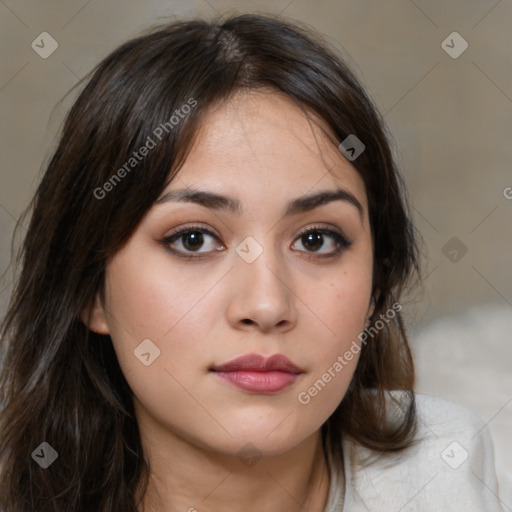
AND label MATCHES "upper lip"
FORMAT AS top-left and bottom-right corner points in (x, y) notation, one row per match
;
(210, 353), (304, 374)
